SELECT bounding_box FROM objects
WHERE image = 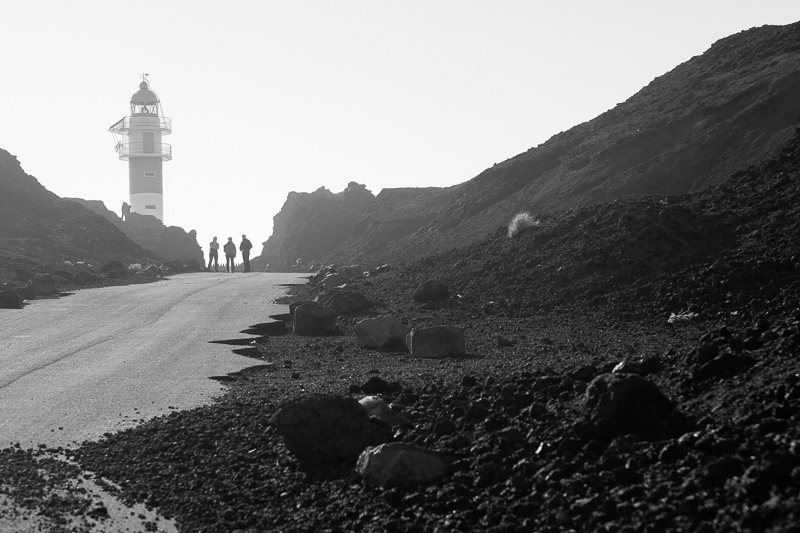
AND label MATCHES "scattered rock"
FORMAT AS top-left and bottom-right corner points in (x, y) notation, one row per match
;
(356, 442), (451, 487)
(405, 326), (466, 358)
(355, 316), (409, 349)
(360, 376), (400, 395)
(412, 279), (449, 303)
(292, 301), (336, 336)
(694, 352), (755, 381)
(582, 373), (683, 439)
(317, 290), (372, 315)
(31, 273), (57, 295)
(359, 396), (413, 428)
(496, 335), (516, 347)
(612, 356), (662, 376)
(270, 394), (390, 469)
(321, 273), (347, 290)
(0, 288), (23, 309)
